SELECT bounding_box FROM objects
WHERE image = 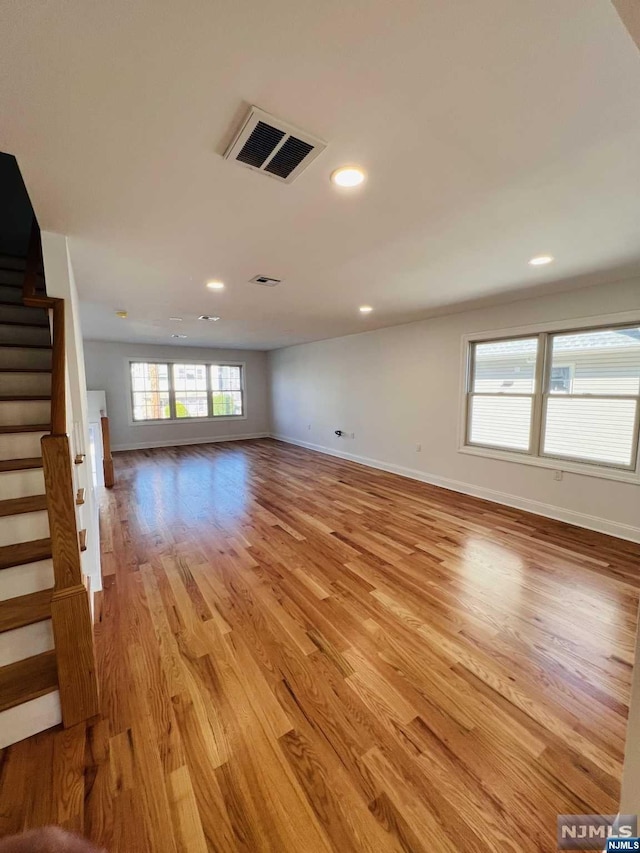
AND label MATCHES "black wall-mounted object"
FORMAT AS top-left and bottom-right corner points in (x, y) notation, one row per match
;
(335, 430), (343, 437)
